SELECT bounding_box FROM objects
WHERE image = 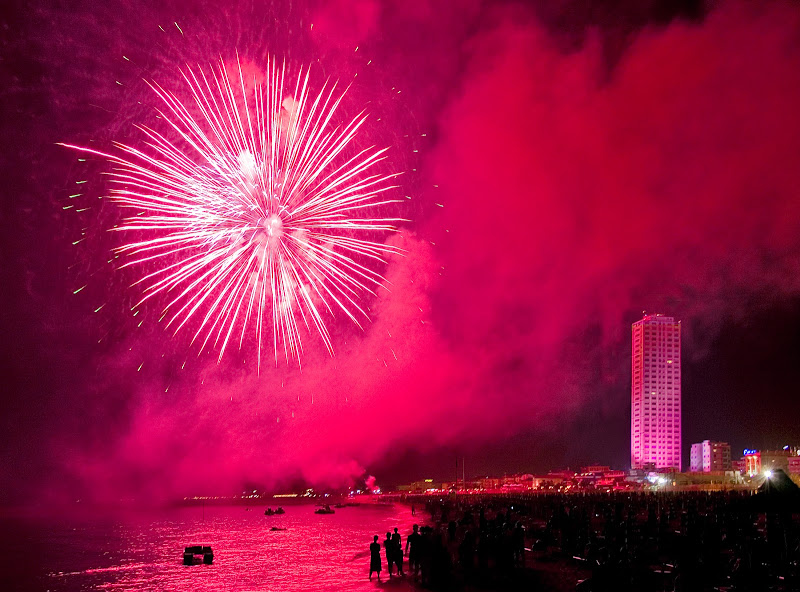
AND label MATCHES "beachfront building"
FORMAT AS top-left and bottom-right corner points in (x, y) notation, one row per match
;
(631, 314), (682, 471)
(761, 450), (791, 474)
(744, 451), (762, 476)
(690, 440), (732, 472)
(737, 448), (800, 476)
